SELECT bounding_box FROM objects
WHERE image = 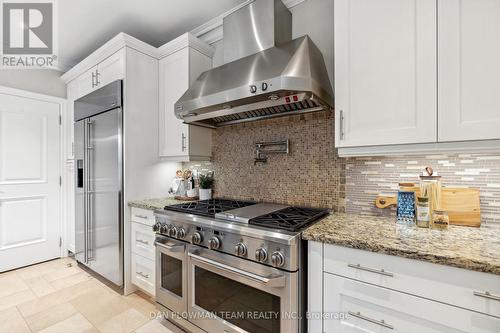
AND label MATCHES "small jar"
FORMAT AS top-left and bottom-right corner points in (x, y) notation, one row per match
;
(432, 210), (449, 230)
(416, 197), (430, 228)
